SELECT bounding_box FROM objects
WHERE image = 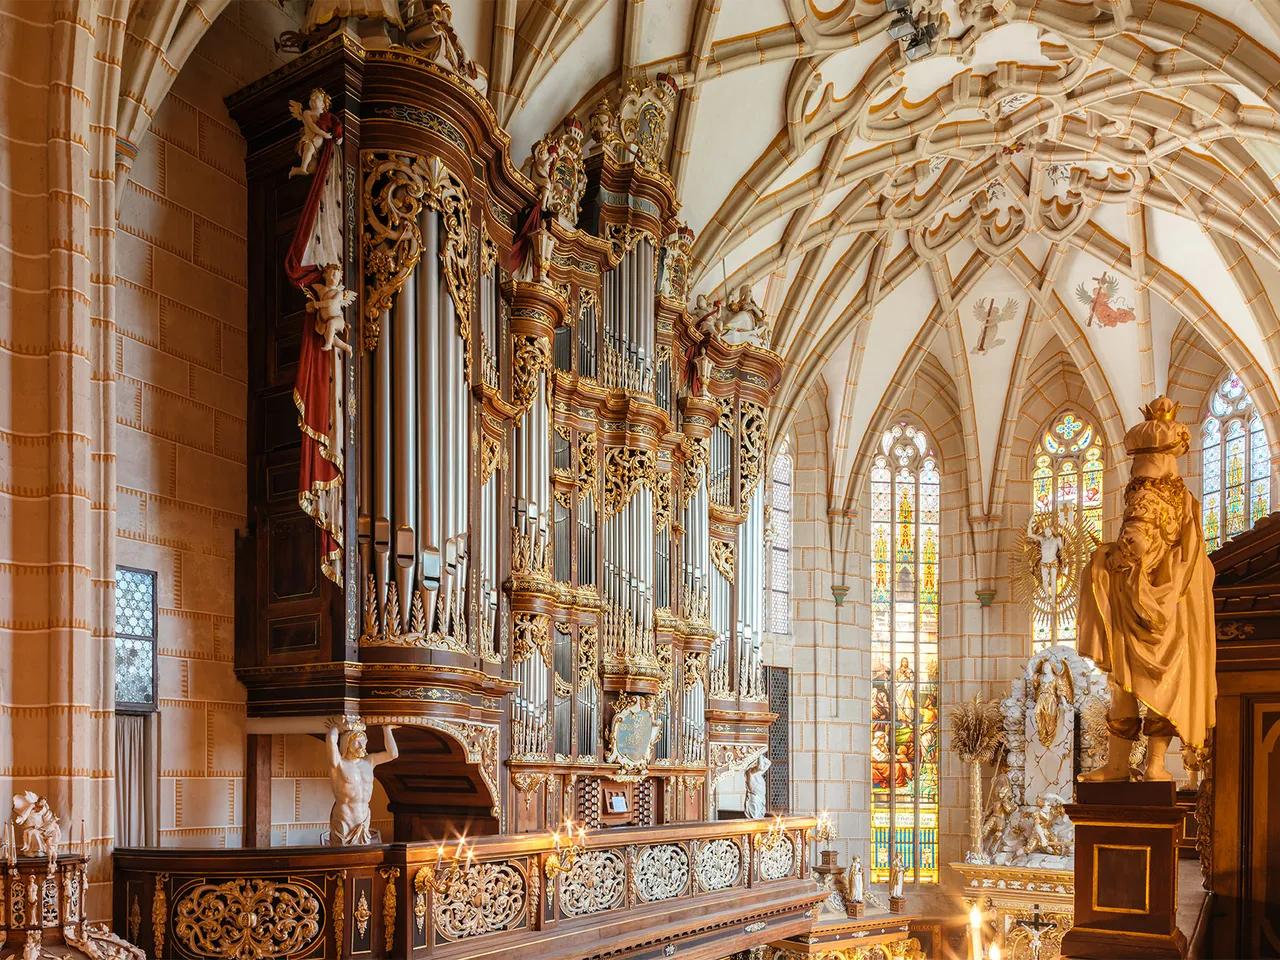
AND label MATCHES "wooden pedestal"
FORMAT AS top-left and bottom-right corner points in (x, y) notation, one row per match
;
(1061, 781), (1187, 959)
(889, 896), (905, 914)
(845, 899), (865, 918)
